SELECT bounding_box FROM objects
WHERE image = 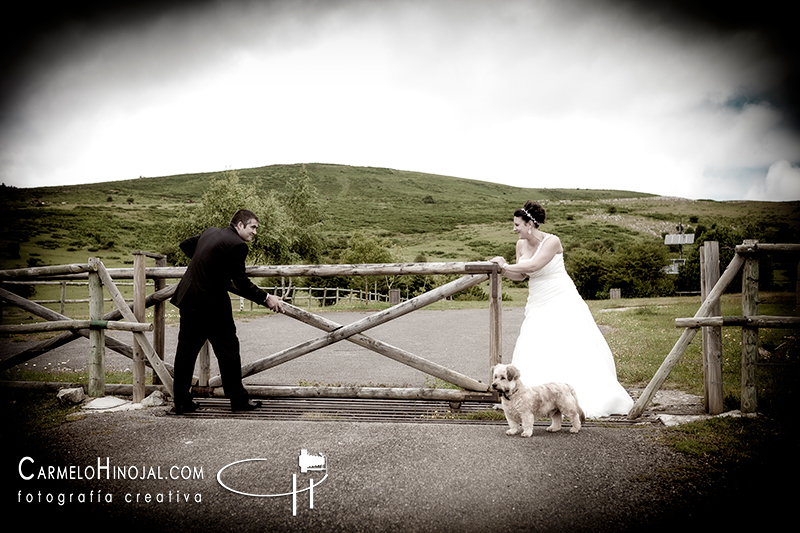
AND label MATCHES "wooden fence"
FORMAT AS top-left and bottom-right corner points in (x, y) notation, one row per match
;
(0, 257), (503, 405)
(4, 240), (796, 418)
(628, 241), (800, 419)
